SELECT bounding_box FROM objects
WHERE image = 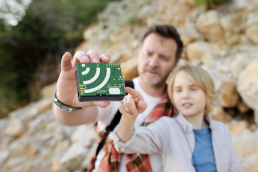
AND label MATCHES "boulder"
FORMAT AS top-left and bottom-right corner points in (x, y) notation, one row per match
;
(237, 58), (258, 122)
(186, 41), (215, 64)
(196, 11), (224, 42)
(246, 24), (258, 44)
